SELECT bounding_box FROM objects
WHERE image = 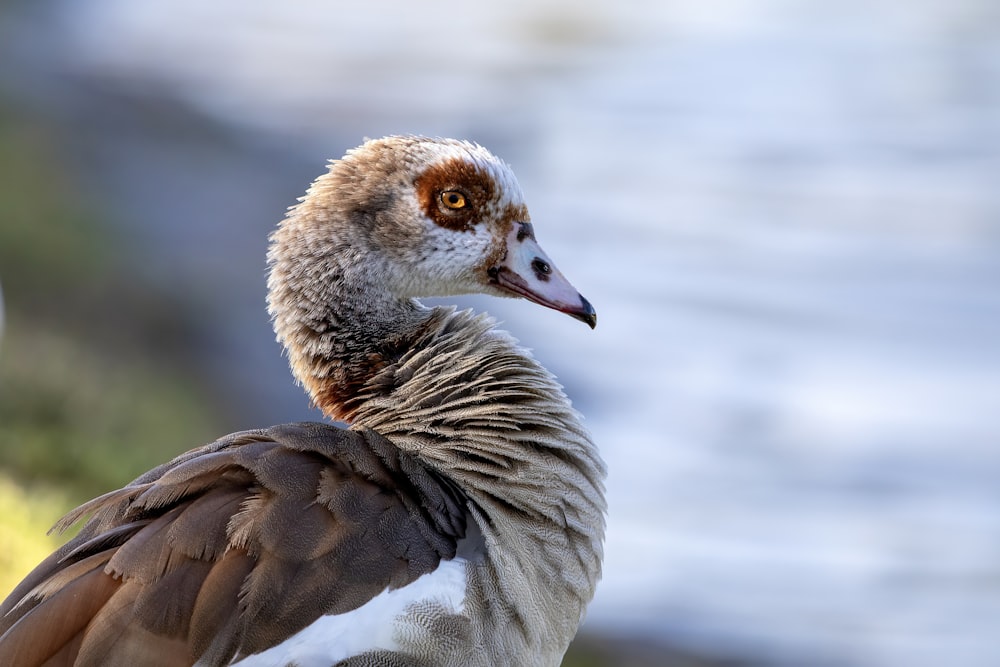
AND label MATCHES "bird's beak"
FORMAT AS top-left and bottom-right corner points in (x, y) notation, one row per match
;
(488, 222), (597, 329)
